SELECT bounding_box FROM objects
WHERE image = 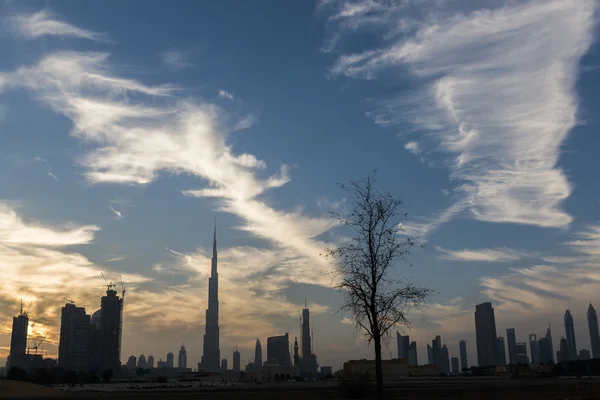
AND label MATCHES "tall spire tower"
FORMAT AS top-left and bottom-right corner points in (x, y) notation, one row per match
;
(201, 222), (220, 372)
